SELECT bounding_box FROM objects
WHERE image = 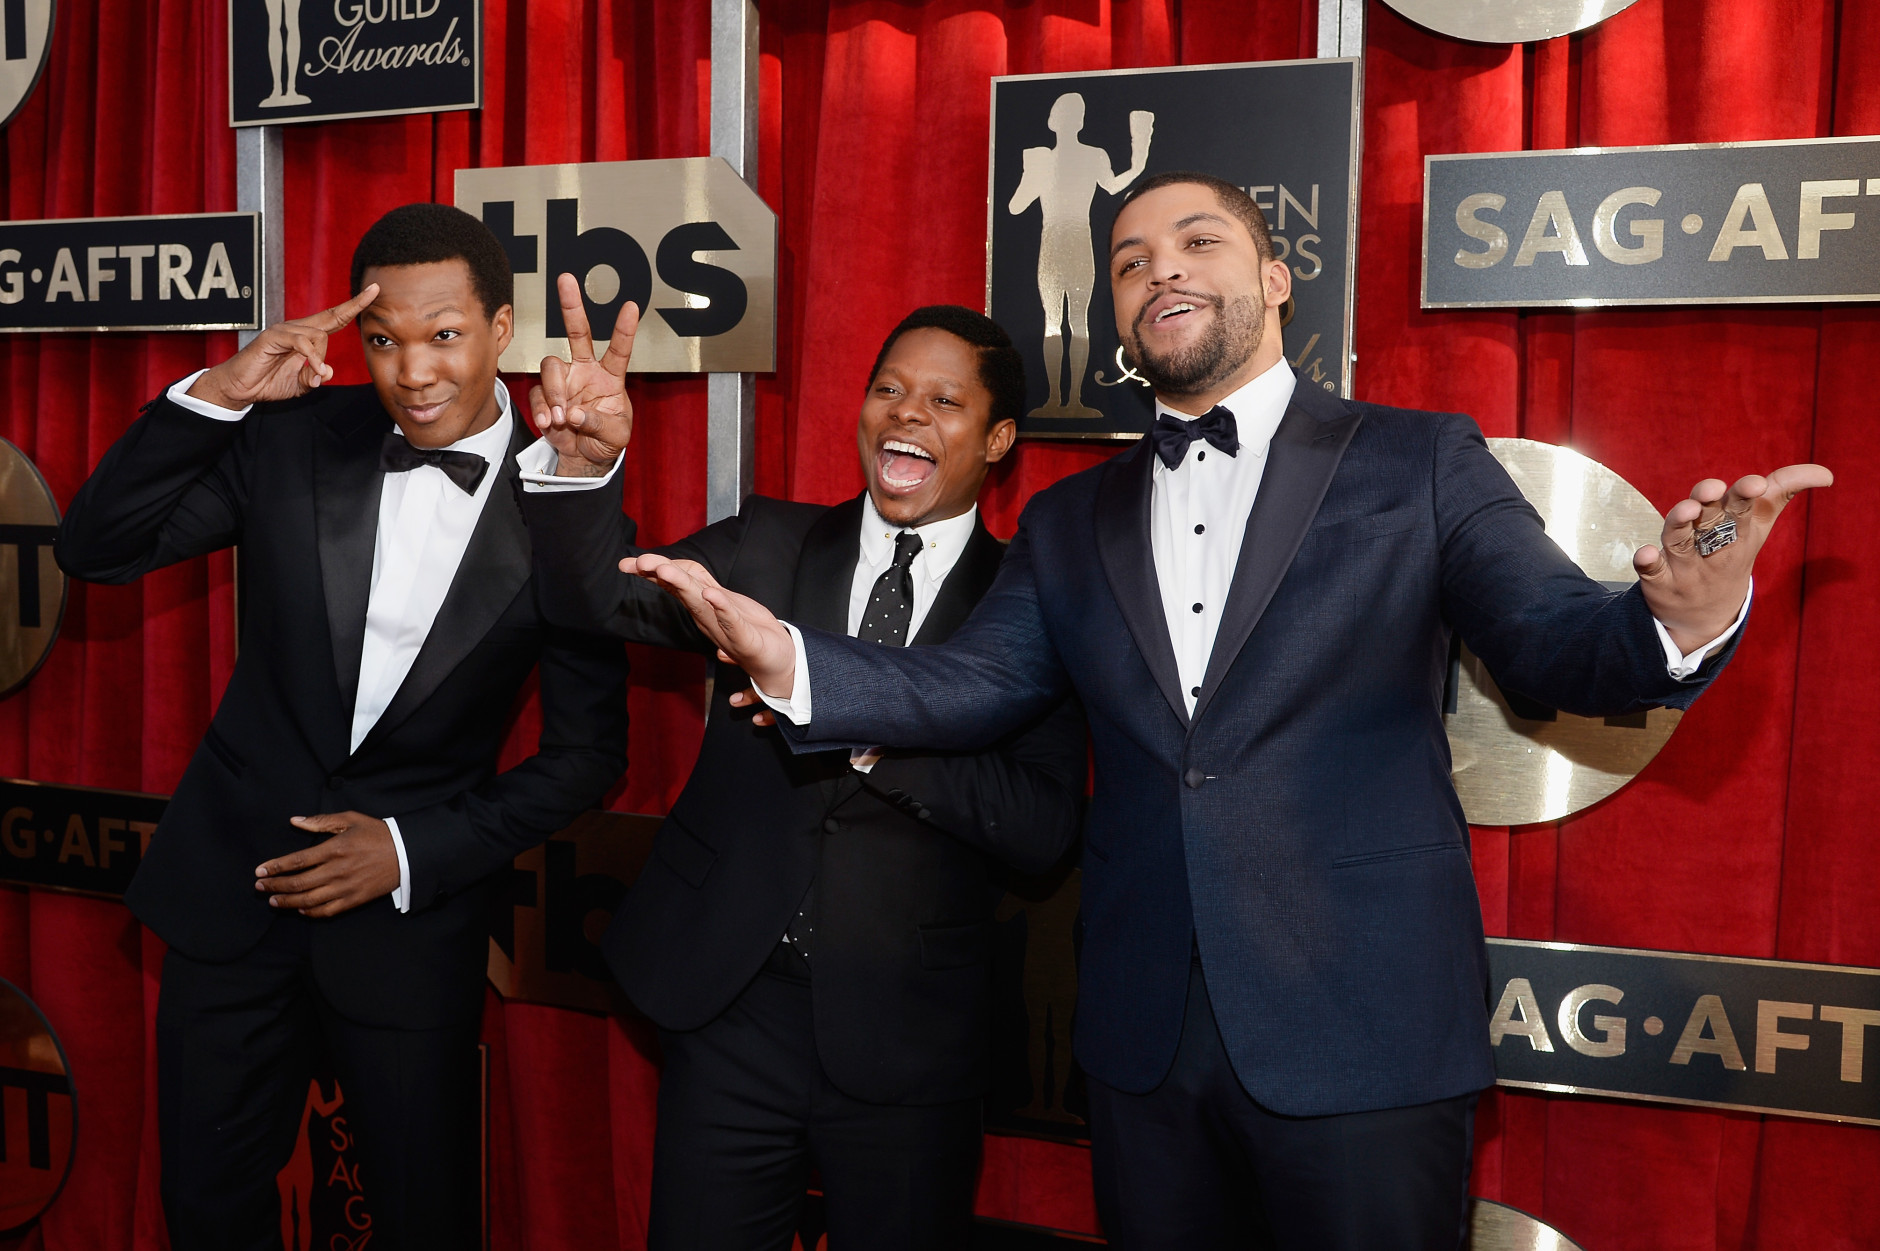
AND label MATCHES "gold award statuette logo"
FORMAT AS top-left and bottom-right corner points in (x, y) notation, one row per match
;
(1384, 0), (1642, 43)
(0, 978), (75, 1234)
(1444, 439), (1680, 826)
